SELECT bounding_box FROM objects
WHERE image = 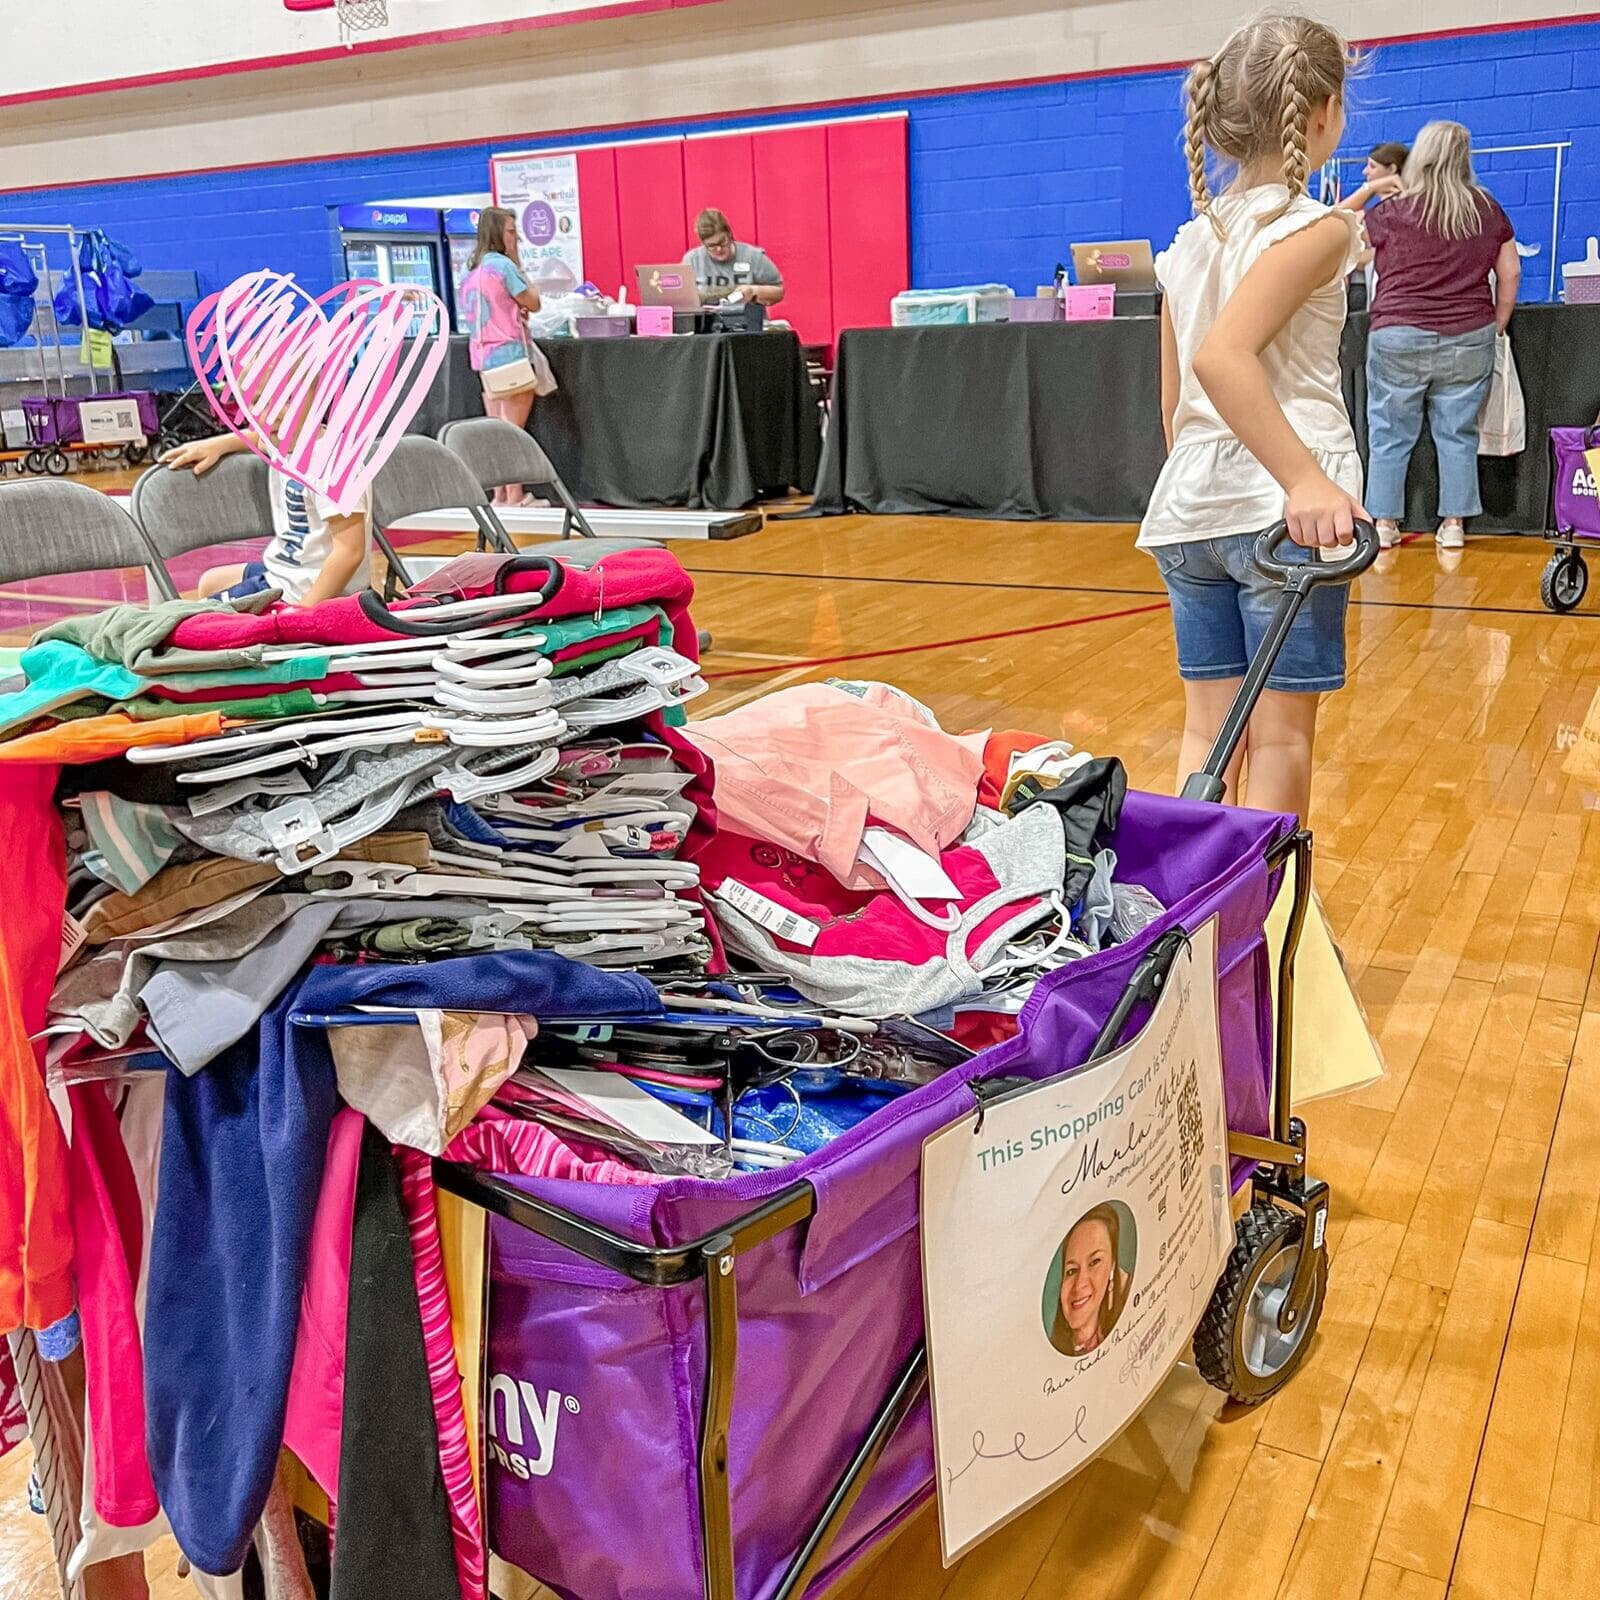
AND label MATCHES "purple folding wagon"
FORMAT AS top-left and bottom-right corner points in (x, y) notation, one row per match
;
(434, 525), (1371, 1600)
(438, 800), (1325, 1600)
(1542, 425), (1600, 611)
